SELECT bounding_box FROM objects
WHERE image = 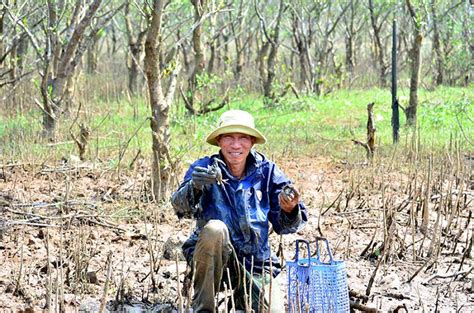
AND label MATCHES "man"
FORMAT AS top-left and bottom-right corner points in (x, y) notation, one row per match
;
(171, 110), (307, 312)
